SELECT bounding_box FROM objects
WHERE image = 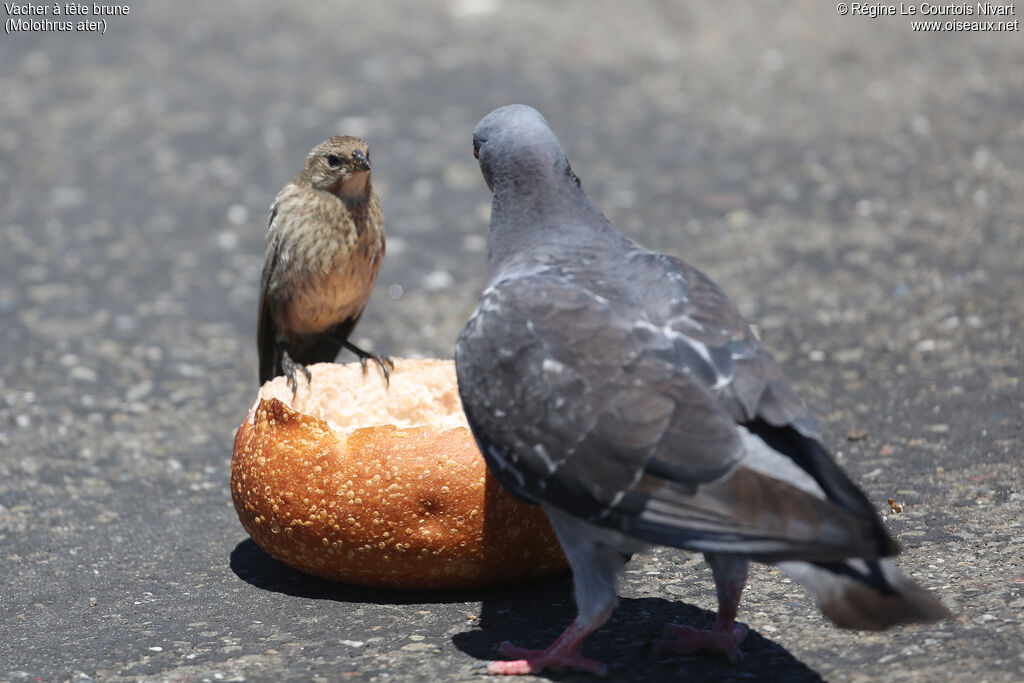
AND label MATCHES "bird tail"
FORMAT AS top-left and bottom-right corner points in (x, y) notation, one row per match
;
(258, 298), (284, 385)
(776, 558), (949, 630)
